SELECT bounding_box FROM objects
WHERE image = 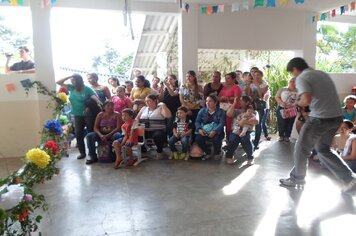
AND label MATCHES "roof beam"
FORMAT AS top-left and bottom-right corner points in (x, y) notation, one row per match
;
(142, 30), (169, 36)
